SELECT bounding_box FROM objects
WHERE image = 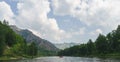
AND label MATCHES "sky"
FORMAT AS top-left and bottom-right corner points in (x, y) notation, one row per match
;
(0, 0), (120, 43)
